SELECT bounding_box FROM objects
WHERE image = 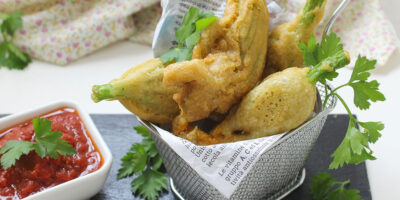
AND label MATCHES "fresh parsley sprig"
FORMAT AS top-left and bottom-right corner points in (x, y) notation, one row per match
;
(0, 11), (31, 70)
(299, 33), (386, 169)
(0, 117), (76, 169)
(160, 7), (217, 63)
(310, 173), (361, 200)
(117, 126), (167, 200)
